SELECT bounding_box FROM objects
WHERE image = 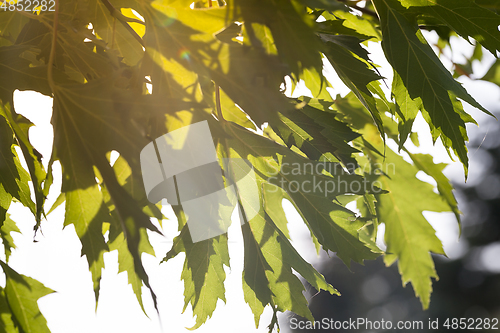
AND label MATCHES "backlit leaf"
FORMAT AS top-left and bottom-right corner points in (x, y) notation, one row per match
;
(0, 214), (20, 263)
(373, 0), (492, 176)
(400, 0), (500, 55)
(0, 261), (53, 333)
